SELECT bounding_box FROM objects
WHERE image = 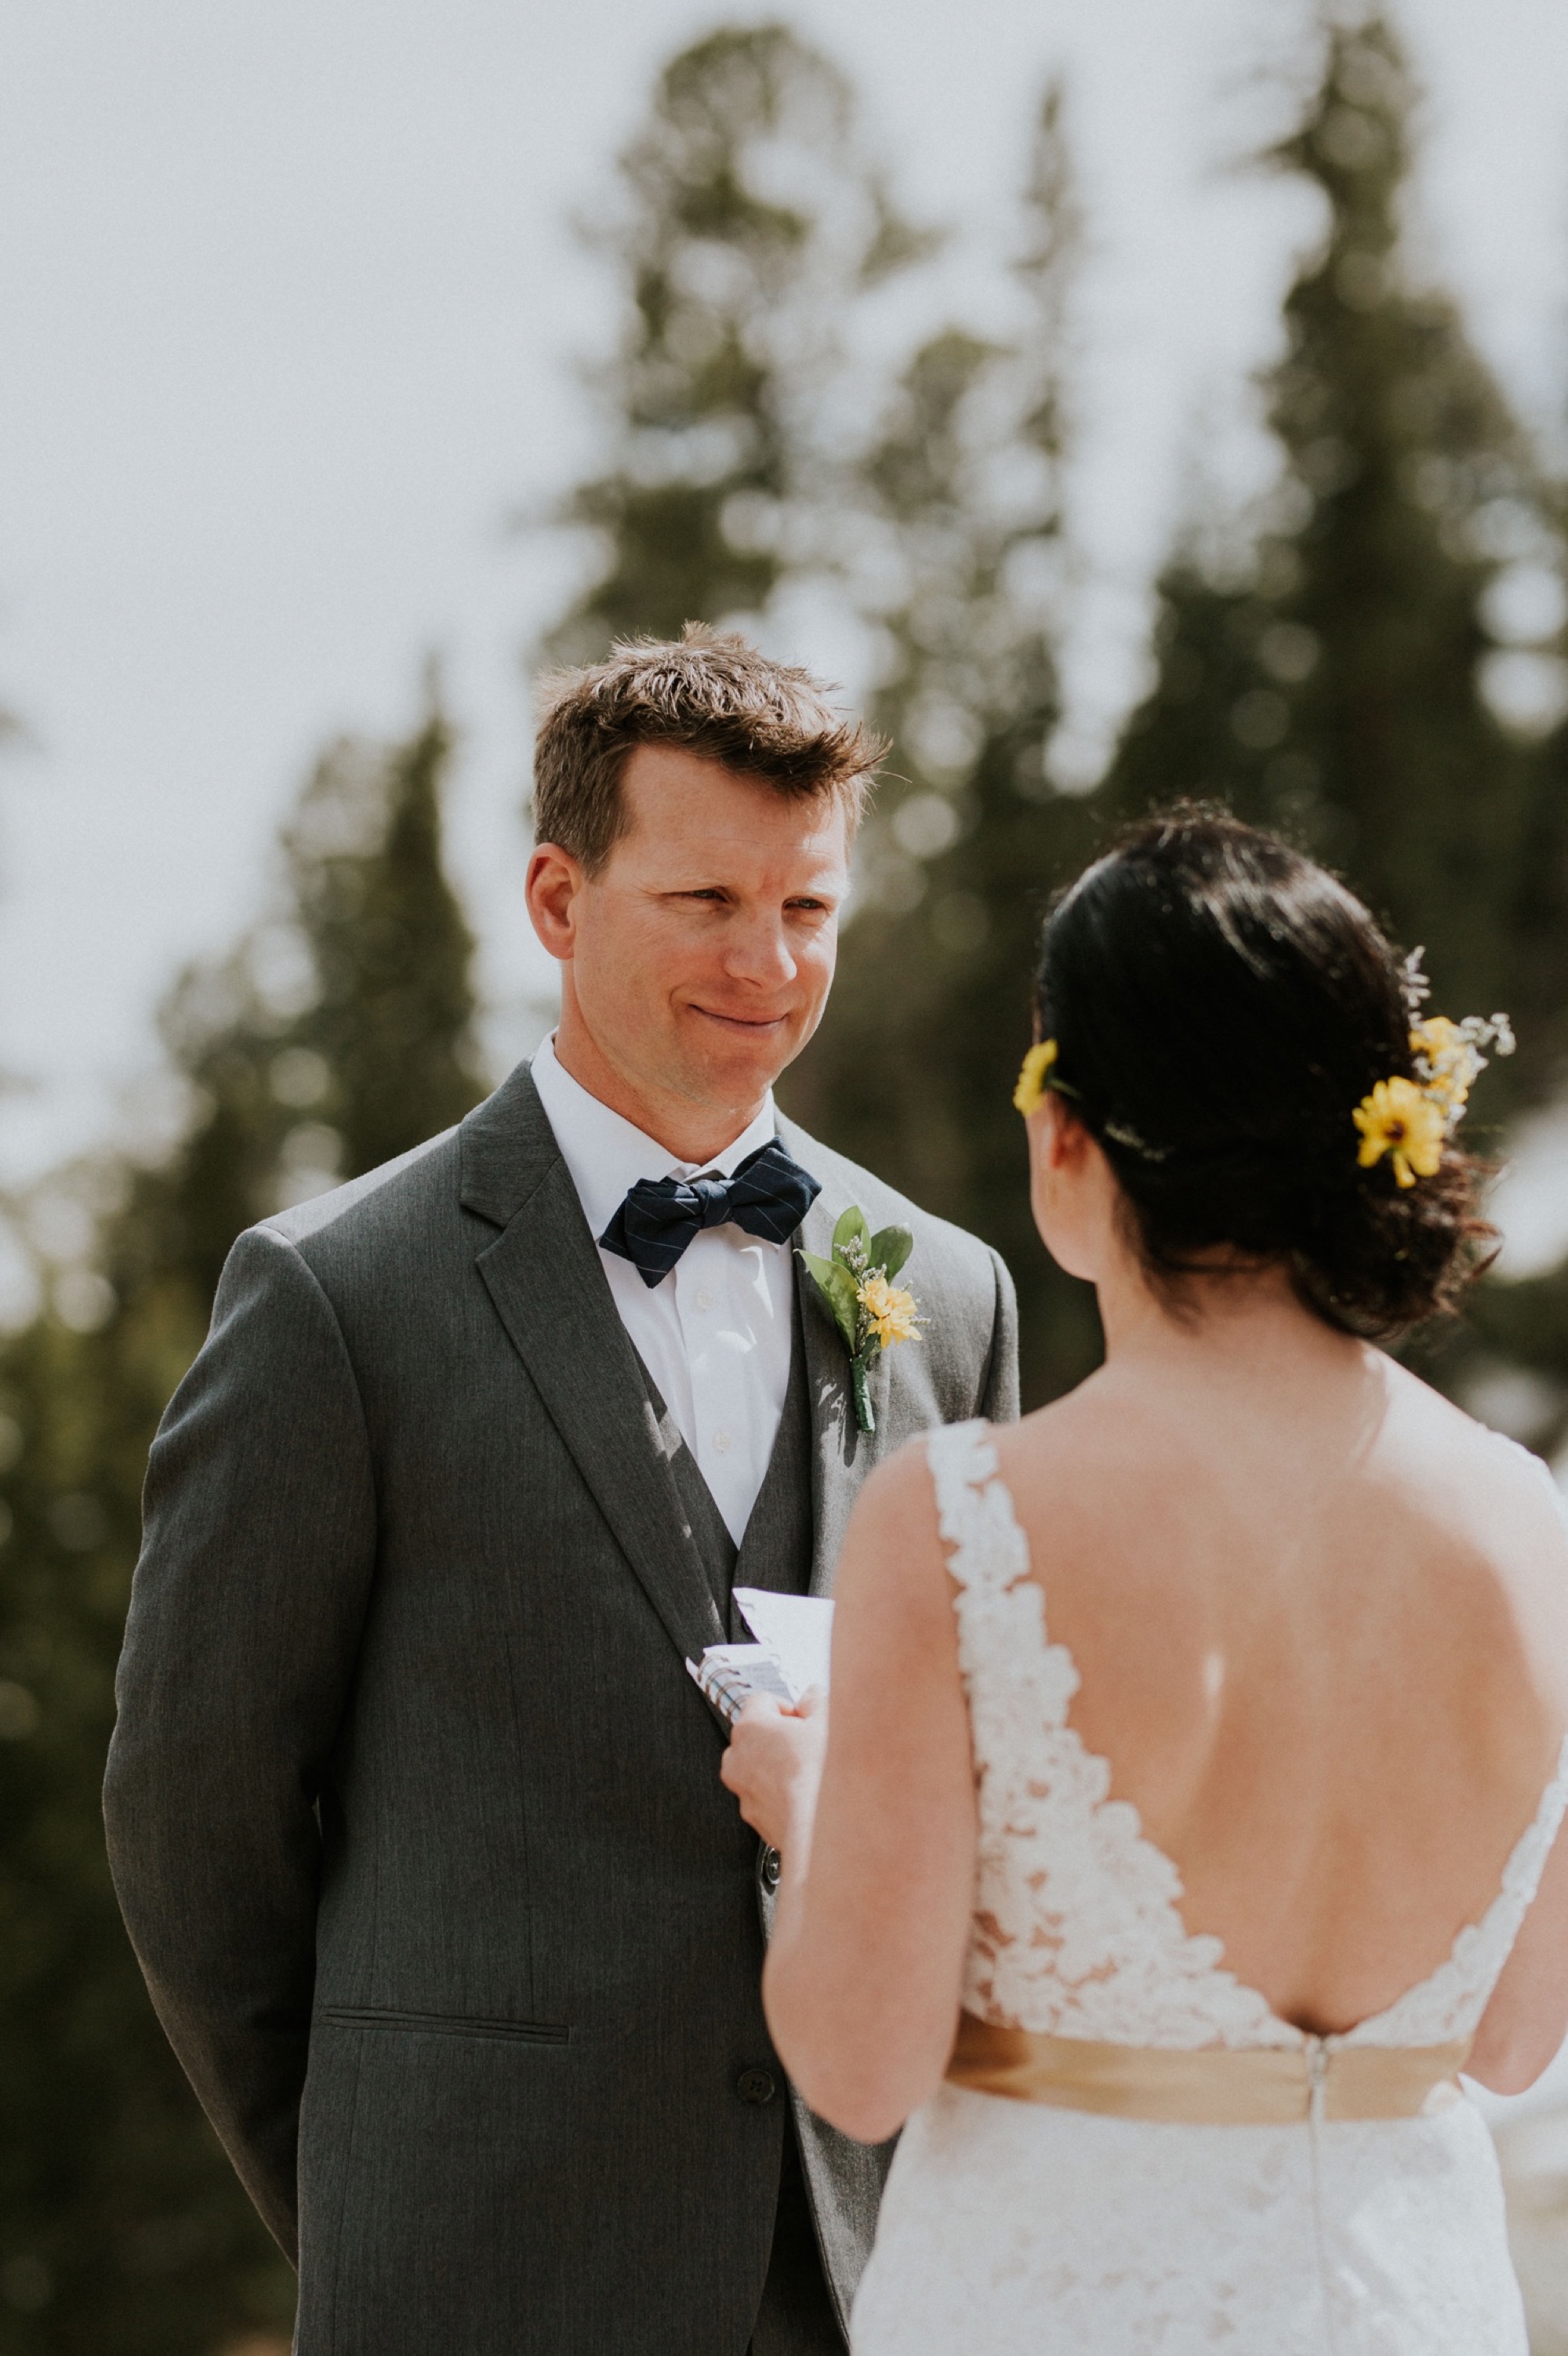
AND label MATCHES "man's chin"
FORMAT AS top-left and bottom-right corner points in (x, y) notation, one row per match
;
(671, 1023), (799, 1106)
